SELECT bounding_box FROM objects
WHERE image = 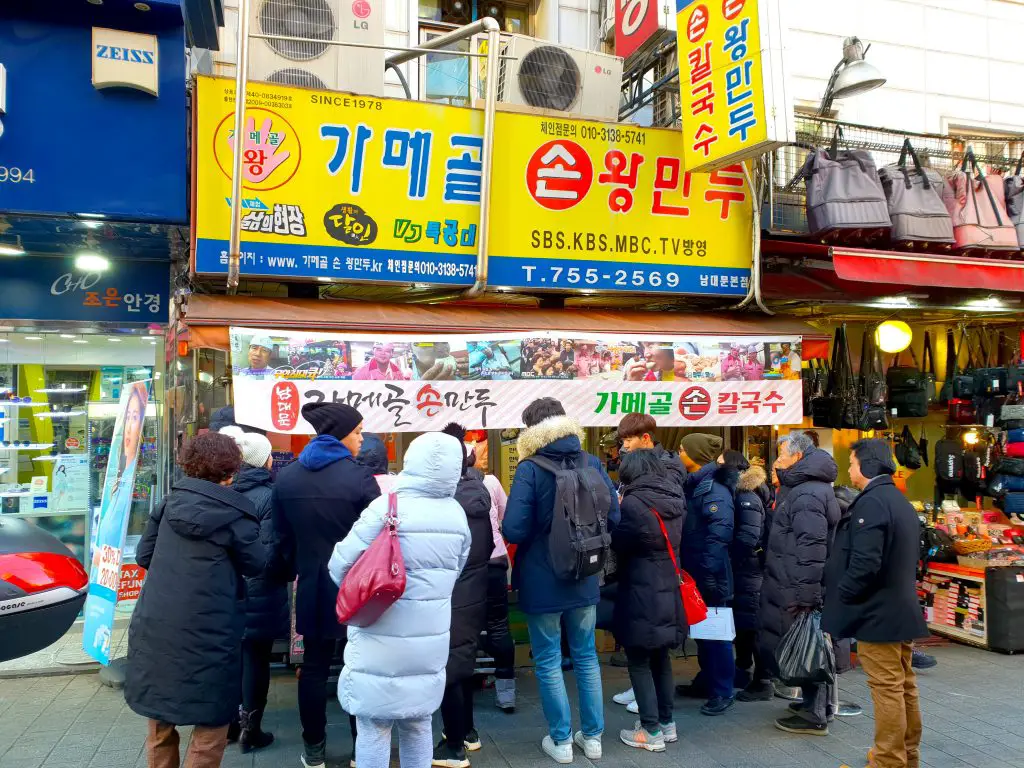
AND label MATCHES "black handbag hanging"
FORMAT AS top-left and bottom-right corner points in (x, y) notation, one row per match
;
(812, 330), (840, 428)
(952, 328), (977, 400)
(940, 328), (956, 405)
(894, 425), (923, 470)
(858, 328), (888, 430)
(922, 331), (937, 404)
(974, 330), (1008, 396)
(829, 324), (866, 430)
(887, 345), (928, 418)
